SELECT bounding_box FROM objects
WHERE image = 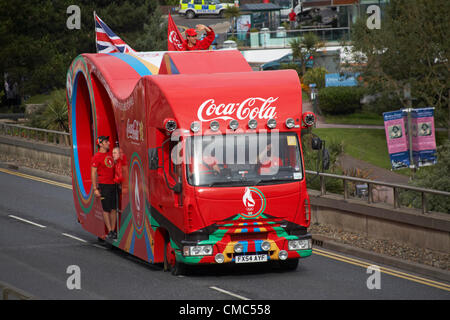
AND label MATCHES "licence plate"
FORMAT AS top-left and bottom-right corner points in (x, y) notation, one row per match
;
(235, 254), (268, 264)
